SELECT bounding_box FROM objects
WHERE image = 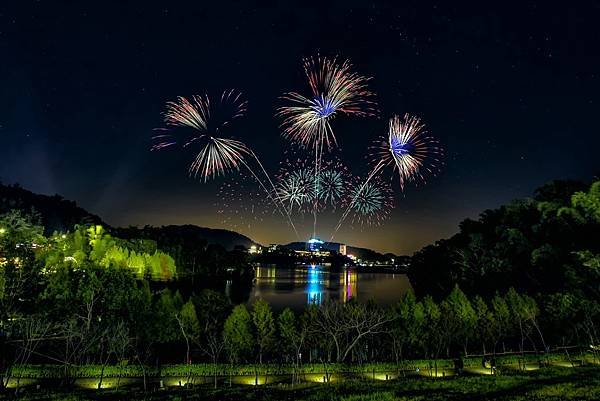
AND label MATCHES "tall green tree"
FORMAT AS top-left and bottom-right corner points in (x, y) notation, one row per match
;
(473, 296), (493, 355)
(422, 296), (442, 375)
(490, 293), (512, 355)
(153, 290), (180, 345)
(390, 292), (424, 364)
(194, 290), (229, 387)
(278, 308), (298, 363)
(252, 299), (275, 364)
(176, 299), (200, 364)
(223, 305), (253, 363)
(441, 286), (477, 356)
